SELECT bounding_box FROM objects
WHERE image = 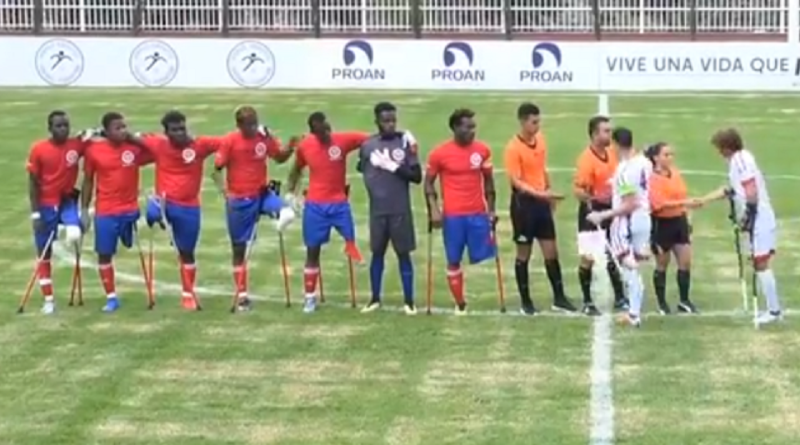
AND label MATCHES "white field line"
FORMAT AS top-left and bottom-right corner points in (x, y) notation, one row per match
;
(589, 310), (614, 445)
